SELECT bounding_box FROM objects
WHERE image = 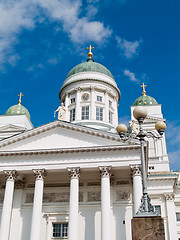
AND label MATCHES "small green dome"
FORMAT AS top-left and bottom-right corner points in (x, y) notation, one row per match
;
(66, 59), (114, 79)
(133, 95), (158, 106)
(5, 103), (30, 119)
